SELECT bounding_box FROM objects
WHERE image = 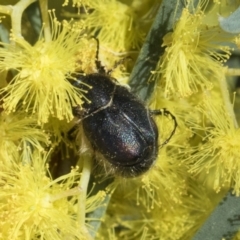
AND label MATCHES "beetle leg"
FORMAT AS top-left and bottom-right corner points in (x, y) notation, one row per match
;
(67, 125), (78, 140)
(150, 108), (177, 147)
(72, 105), (89, 119)
(67, 120), (83, 140)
